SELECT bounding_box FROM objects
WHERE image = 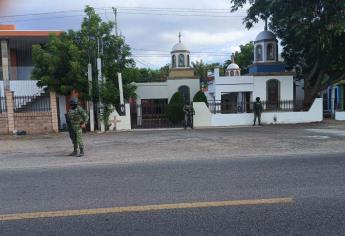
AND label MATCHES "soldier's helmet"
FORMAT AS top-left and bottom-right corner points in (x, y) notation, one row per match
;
(256, 97), (260, 102)
(70, 97), (79, 106)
